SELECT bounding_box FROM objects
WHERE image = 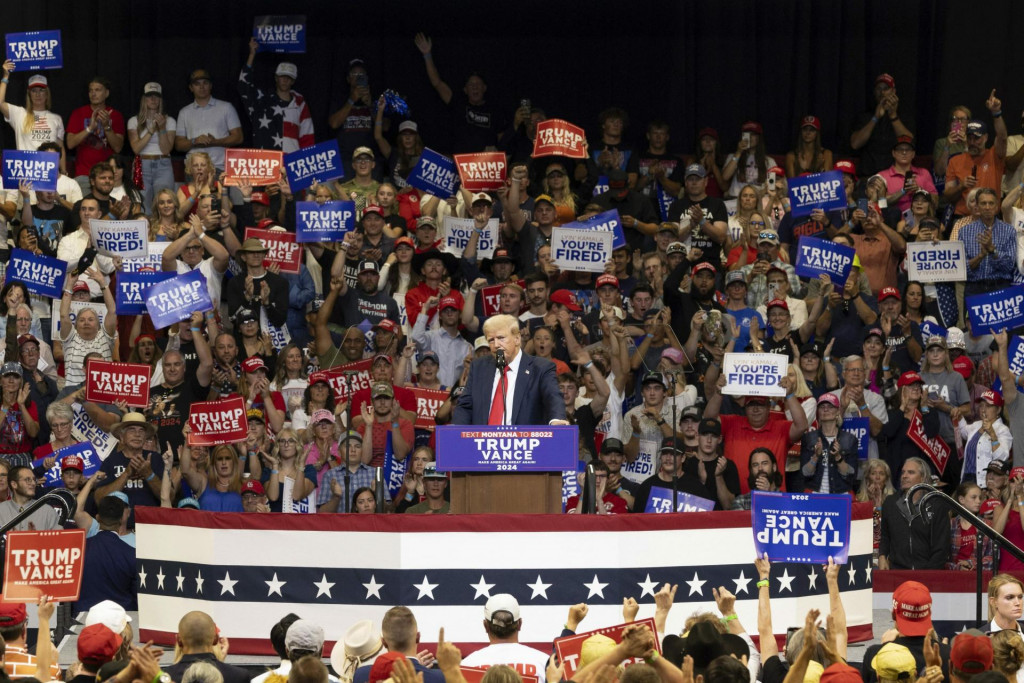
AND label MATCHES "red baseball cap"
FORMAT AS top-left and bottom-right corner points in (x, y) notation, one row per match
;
(375, 319), (397, 332)
(72, 280), (90, 293)
(878, 287), (901, 302)
(439, 296), (460, 311)
(891, 580), (932, 636)
(767, 298), (789, 312)
(1012, 467), (1024, 481)
(741, 121), (763, 134)
(981, 390), (1005, 407)
(819, 663), (863, 683)
(251, 191), (270, 206)
(953, 355), (974, 381)
(802, 115), (821, 130)
(549, 289), (581, 312)
(241, 356), (266, 374)
(980, 499), (1001, 517)
(596, 274), (619, 289)
(242, 480), (265, 495)
(767, 166), (786, 178)
(62, 454), (85, 472)
(834, 160), (857, 180)
(698, 127), (718, 140)
(362, 204), (384, 218)
(394, 236), (415, 250)
(308, 371), (329, 386)
(372, 354), (393, 366)
(897, 371), (923, 388)
(951, 630), (994, 676)
(77, 623), (122, 665)
(691, 262), (716, 277)
(876, 73), (896, 89)
(0, 601), (26, 625)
